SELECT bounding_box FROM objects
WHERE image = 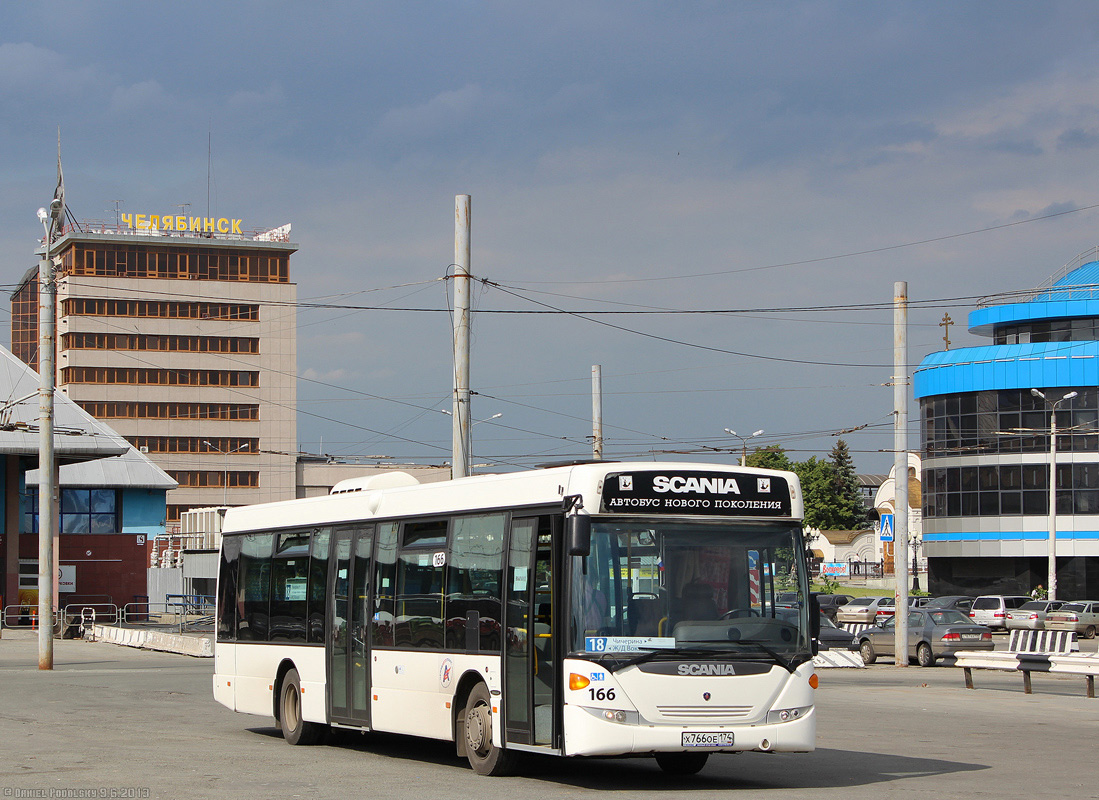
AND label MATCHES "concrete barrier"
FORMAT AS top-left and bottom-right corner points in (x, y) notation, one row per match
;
(86, 625), (213, 658)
